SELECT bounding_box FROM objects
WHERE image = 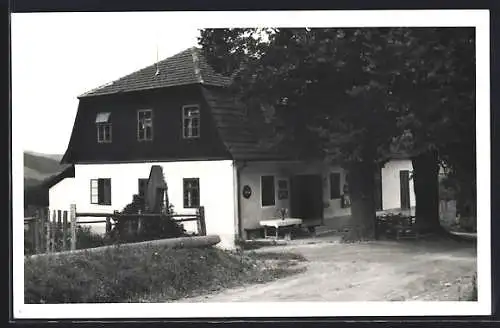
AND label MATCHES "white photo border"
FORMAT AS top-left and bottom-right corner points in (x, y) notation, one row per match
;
(12, 9), (491, 319)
